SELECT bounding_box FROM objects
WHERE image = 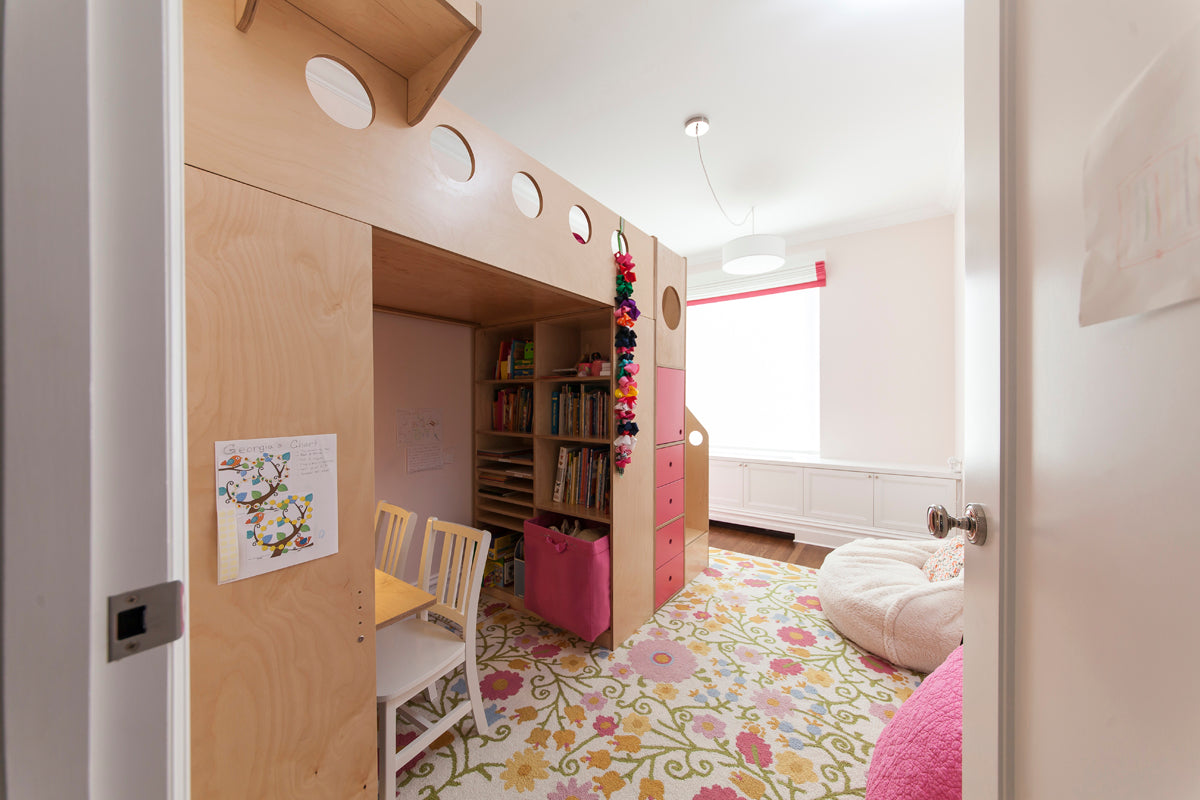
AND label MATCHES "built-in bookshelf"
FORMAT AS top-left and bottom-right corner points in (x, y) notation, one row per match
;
(473, 309), (615, 615)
